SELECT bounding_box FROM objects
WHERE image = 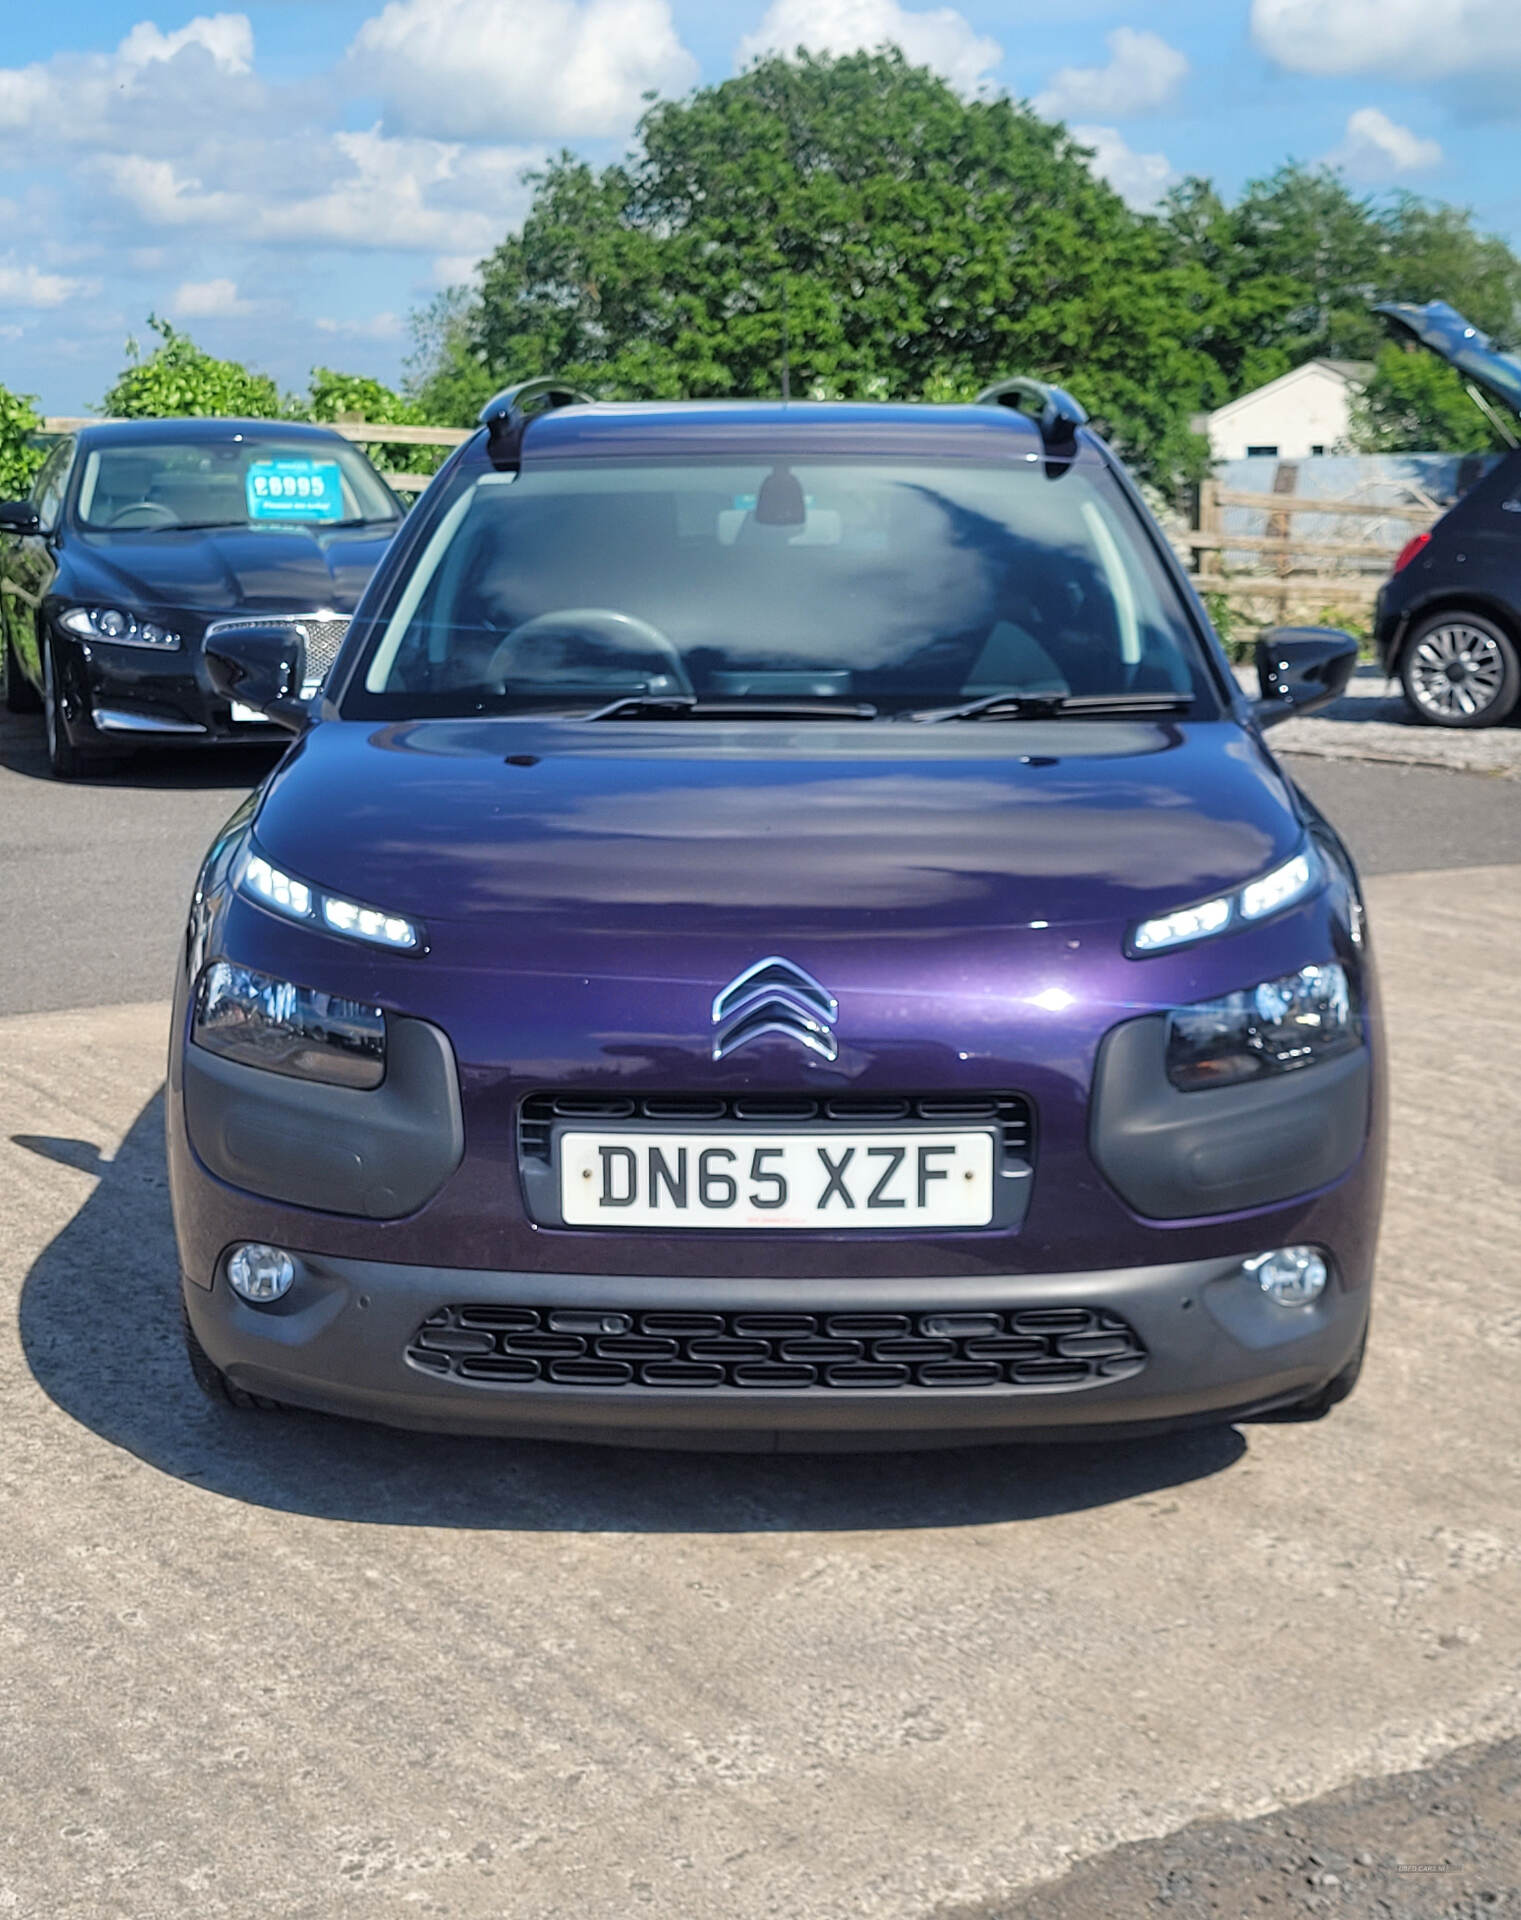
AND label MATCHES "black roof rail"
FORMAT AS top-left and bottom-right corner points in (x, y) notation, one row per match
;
(975, 376), (1089, 462)
(477, 377), (595, 471)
